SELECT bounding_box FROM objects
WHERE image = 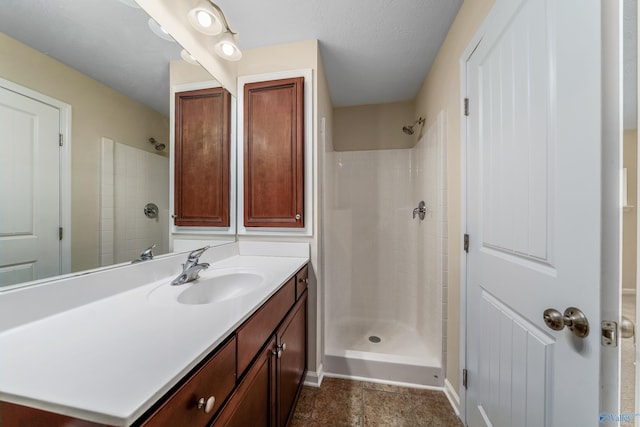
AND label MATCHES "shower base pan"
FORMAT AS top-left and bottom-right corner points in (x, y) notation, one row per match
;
(324, 319), (443, 387)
